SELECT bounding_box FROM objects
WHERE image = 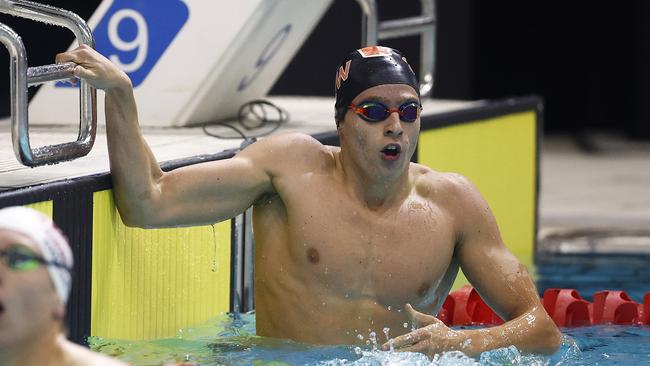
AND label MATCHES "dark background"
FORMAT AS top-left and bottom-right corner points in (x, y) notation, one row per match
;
(2, 0), (649, 140)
